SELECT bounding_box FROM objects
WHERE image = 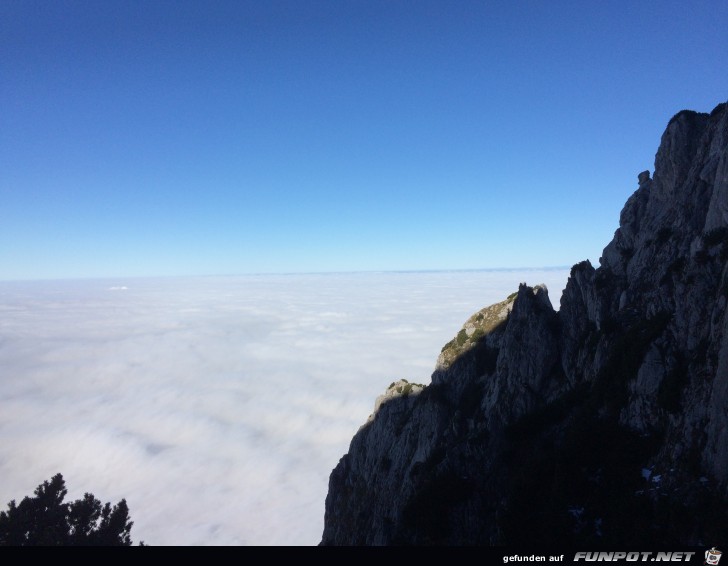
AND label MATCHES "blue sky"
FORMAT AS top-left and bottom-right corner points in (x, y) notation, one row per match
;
(2, 0), (727, 280)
